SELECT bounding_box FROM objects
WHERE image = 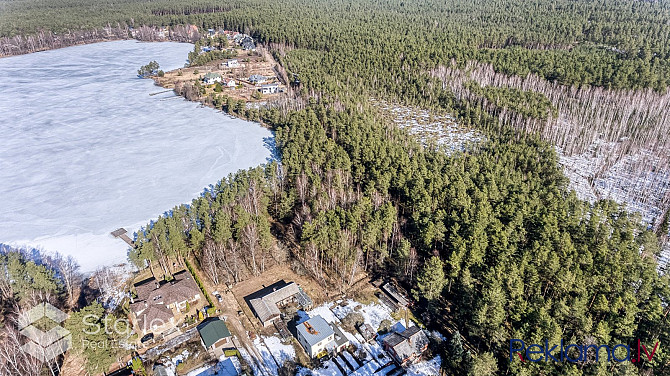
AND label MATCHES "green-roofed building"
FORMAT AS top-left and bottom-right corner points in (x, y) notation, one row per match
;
(197, 317), (233, 354)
